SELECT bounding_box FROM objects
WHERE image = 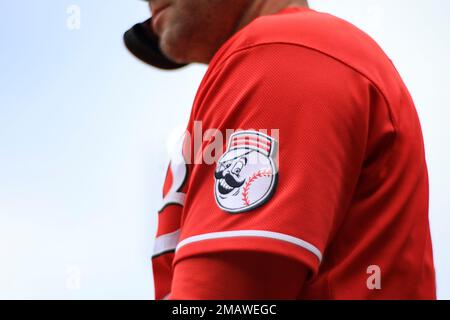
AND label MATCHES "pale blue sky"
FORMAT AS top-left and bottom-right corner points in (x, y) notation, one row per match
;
(0, 0), (449, 299)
